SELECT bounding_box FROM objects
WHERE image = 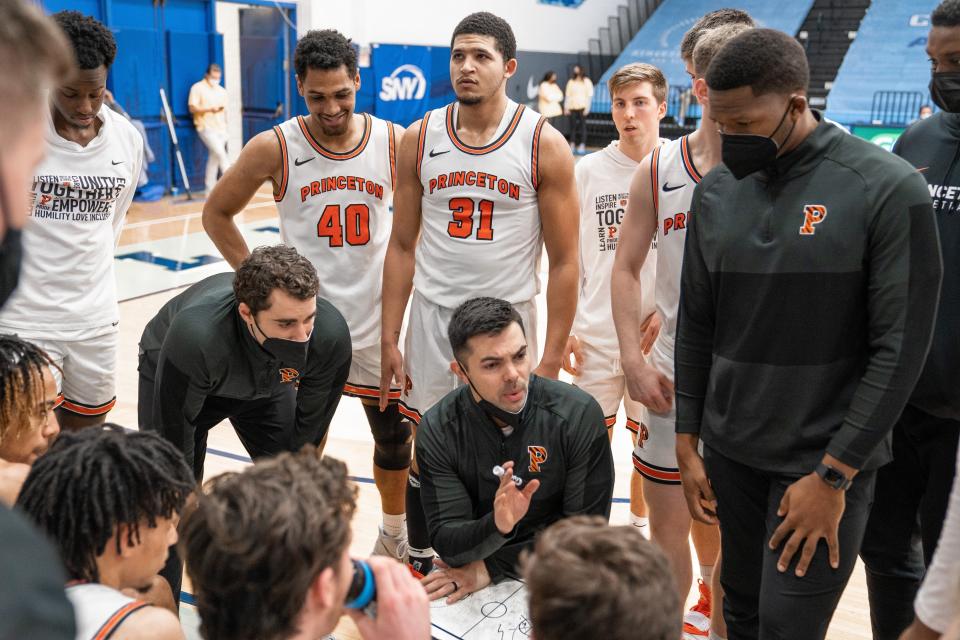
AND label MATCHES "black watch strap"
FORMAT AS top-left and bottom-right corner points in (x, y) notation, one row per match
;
(815, 463), (852, 491)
